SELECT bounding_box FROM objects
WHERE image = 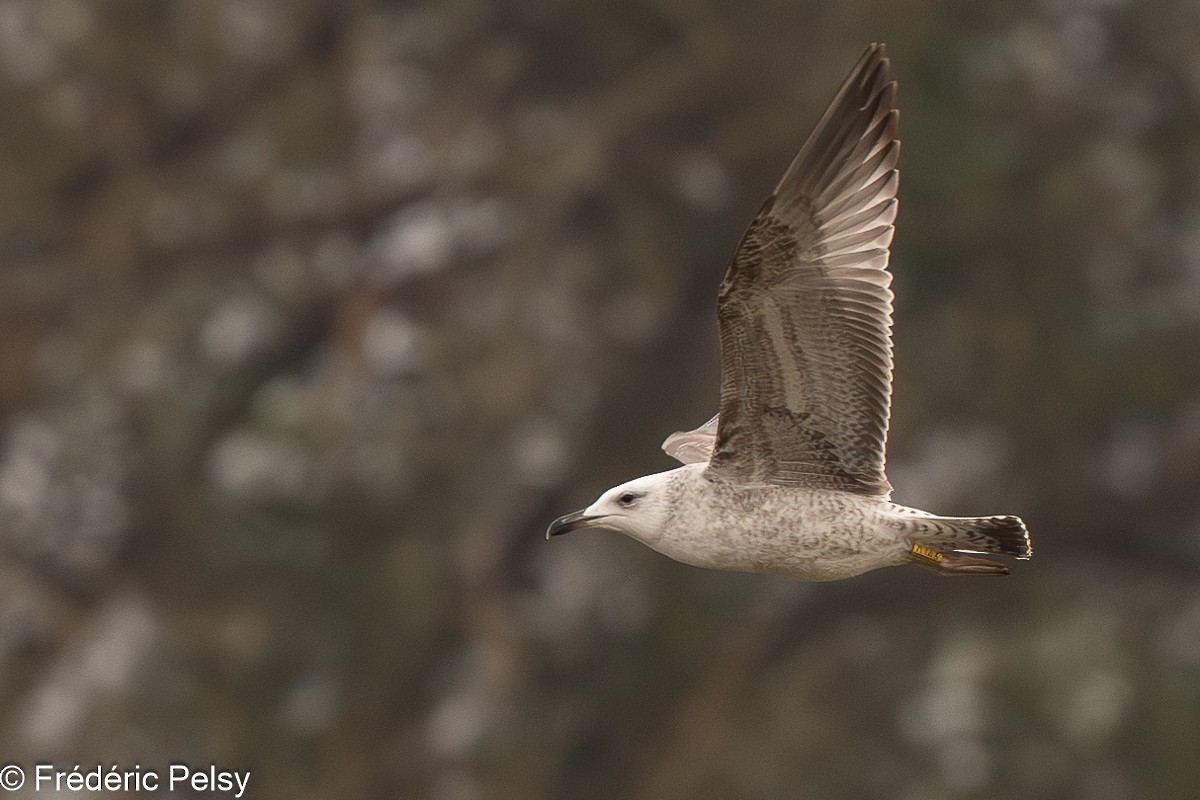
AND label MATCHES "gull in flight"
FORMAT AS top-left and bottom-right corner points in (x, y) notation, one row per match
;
(547, 44), (1031, 579)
